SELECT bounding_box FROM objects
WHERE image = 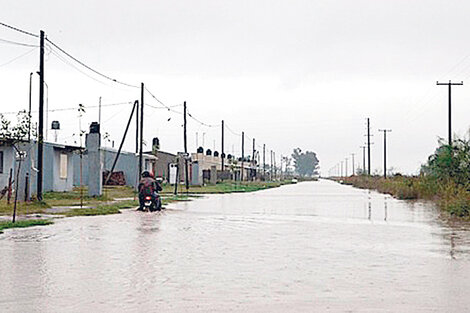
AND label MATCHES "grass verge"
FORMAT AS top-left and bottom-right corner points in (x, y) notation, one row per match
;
(0, 219), (53, 234)
(340, 175), (470, 219)
(61, 200), (139, 217)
